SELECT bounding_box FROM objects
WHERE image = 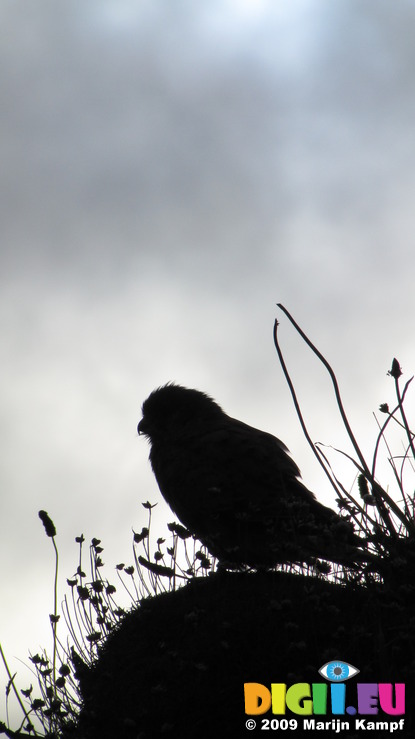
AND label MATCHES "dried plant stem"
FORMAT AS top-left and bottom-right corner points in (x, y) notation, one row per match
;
(273, 318), (342, 494)
(276, 305), (370, 474)
(0, 643), (32, 730)
(51, 536), (59, 692)
(394, 374), (415, 463)
(273, 320), (371, 535)
(275, 305), (412, 536)
(372, 412), (414, 522)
